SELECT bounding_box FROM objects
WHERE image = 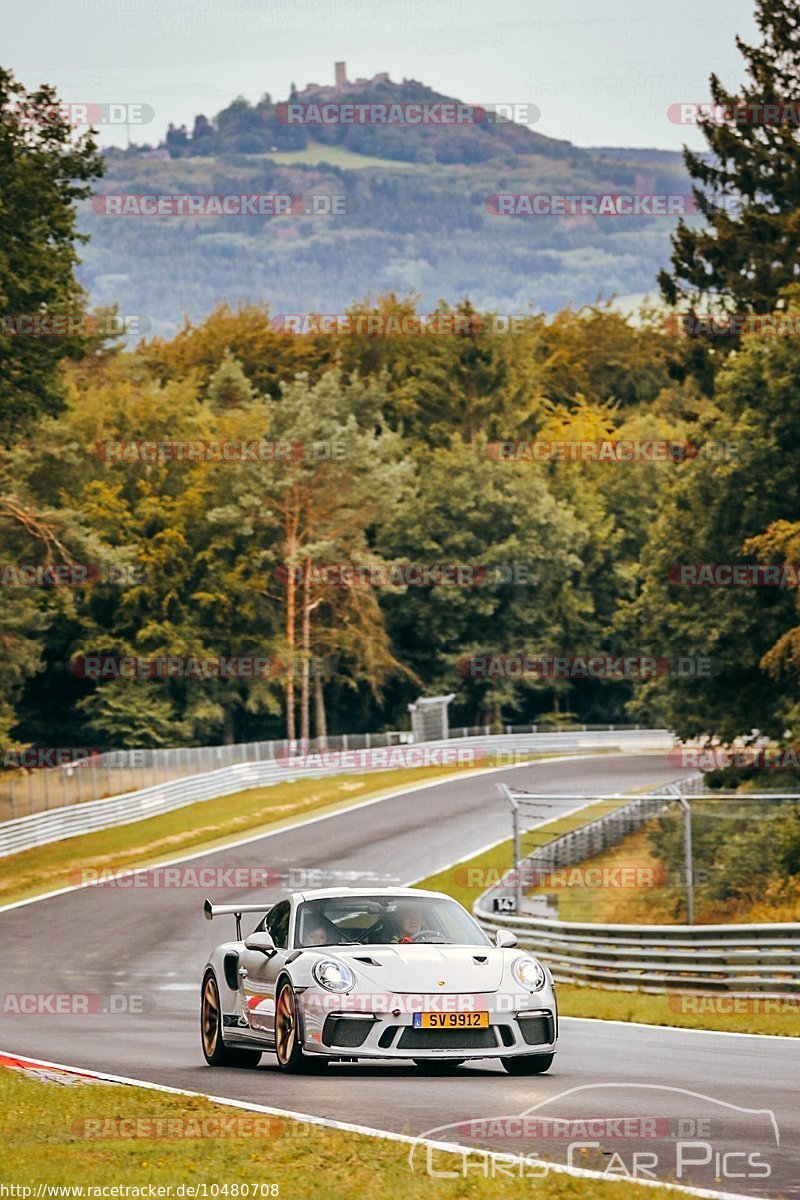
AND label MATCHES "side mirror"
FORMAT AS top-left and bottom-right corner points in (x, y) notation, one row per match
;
(245, 931), (276, 955)
(495, 929), (518, 948)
